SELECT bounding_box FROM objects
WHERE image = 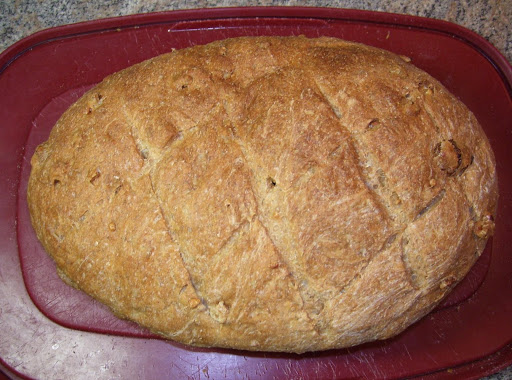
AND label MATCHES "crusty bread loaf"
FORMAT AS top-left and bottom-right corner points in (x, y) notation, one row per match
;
(27, 36), (497, 353)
